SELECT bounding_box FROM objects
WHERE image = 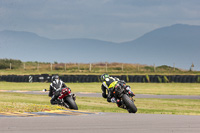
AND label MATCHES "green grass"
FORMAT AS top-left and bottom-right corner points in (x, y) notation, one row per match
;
(0, 92), (200, 115)
(0, 82), (200, 95)
(133, 83), (200, 95)
(0, 92), (66, 112)
(136, 98), (200, 115)
(0, 82), (49, 91)
(77, 97), (200, 115)
(1, 82), (200, 115)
